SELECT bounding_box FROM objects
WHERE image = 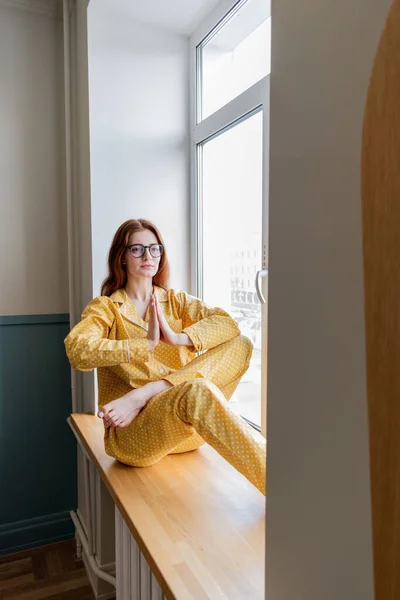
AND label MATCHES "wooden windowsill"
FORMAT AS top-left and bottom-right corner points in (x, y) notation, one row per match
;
(69, 413), (265, 600)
